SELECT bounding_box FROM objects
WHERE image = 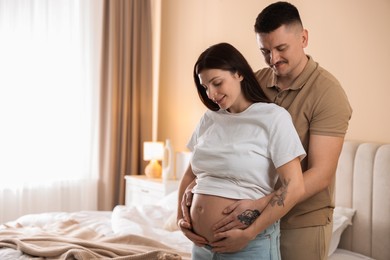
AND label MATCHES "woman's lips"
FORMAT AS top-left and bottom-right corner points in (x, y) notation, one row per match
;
(214, 95), (225, 104)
